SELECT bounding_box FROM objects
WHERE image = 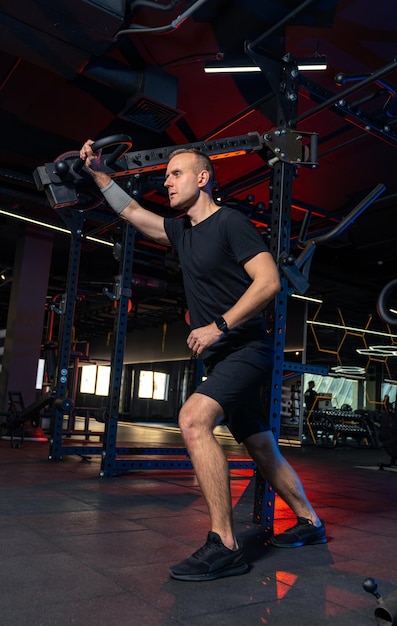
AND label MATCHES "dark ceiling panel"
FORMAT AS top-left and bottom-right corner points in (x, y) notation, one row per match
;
(0, 0), (126, 76)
